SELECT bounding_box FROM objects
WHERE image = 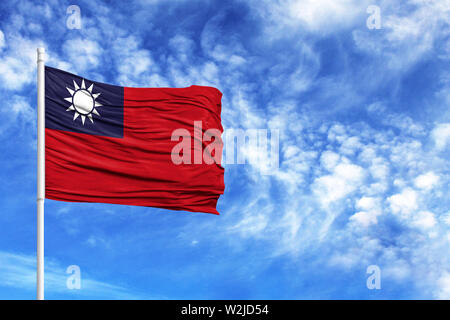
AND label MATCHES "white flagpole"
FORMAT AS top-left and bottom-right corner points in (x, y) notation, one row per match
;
(37, 47), (45, 300)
